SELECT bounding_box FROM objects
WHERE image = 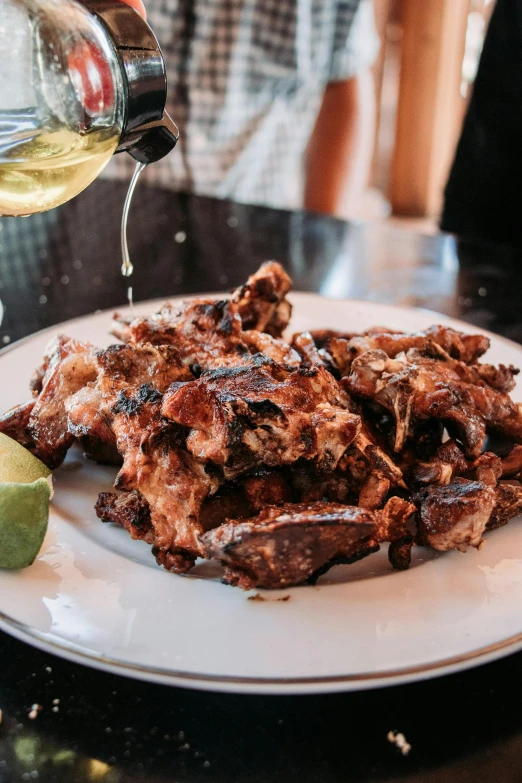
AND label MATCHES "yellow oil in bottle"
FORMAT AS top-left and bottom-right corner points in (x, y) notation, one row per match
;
(0, 126), (119, 216)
